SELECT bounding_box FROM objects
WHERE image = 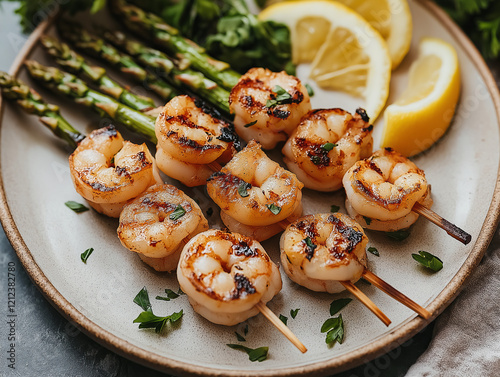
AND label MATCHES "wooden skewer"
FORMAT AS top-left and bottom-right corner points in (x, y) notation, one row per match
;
(208, 161), (223, 172)
(256, 301), (308, 353)
(362, 269), (431, 319)
(412, 202), (471, 245)
(339, 281), (391, 326)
